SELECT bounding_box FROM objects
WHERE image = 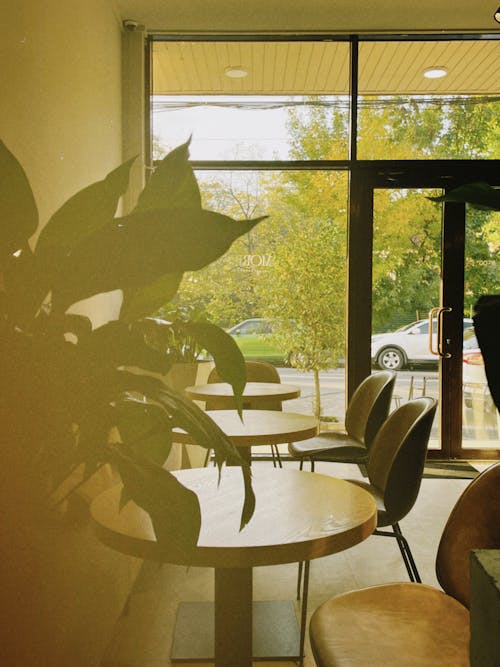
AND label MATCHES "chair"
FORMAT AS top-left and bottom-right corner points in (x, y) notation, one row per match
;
(204, 360), (284, 466)
(289, 370), (396, 471)
(309, 461), (500, 667)
(348, 395), (438, 583)
(296, 396), (437, 662)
